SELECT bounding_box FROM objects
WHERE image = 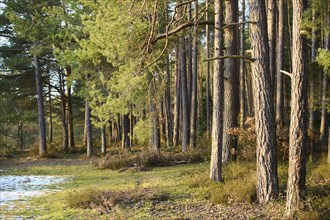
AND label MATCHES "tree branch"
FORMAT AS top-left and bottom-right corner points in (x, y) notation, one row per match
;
(204, 55), (255, 63)
(280, 70), (292, 78)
